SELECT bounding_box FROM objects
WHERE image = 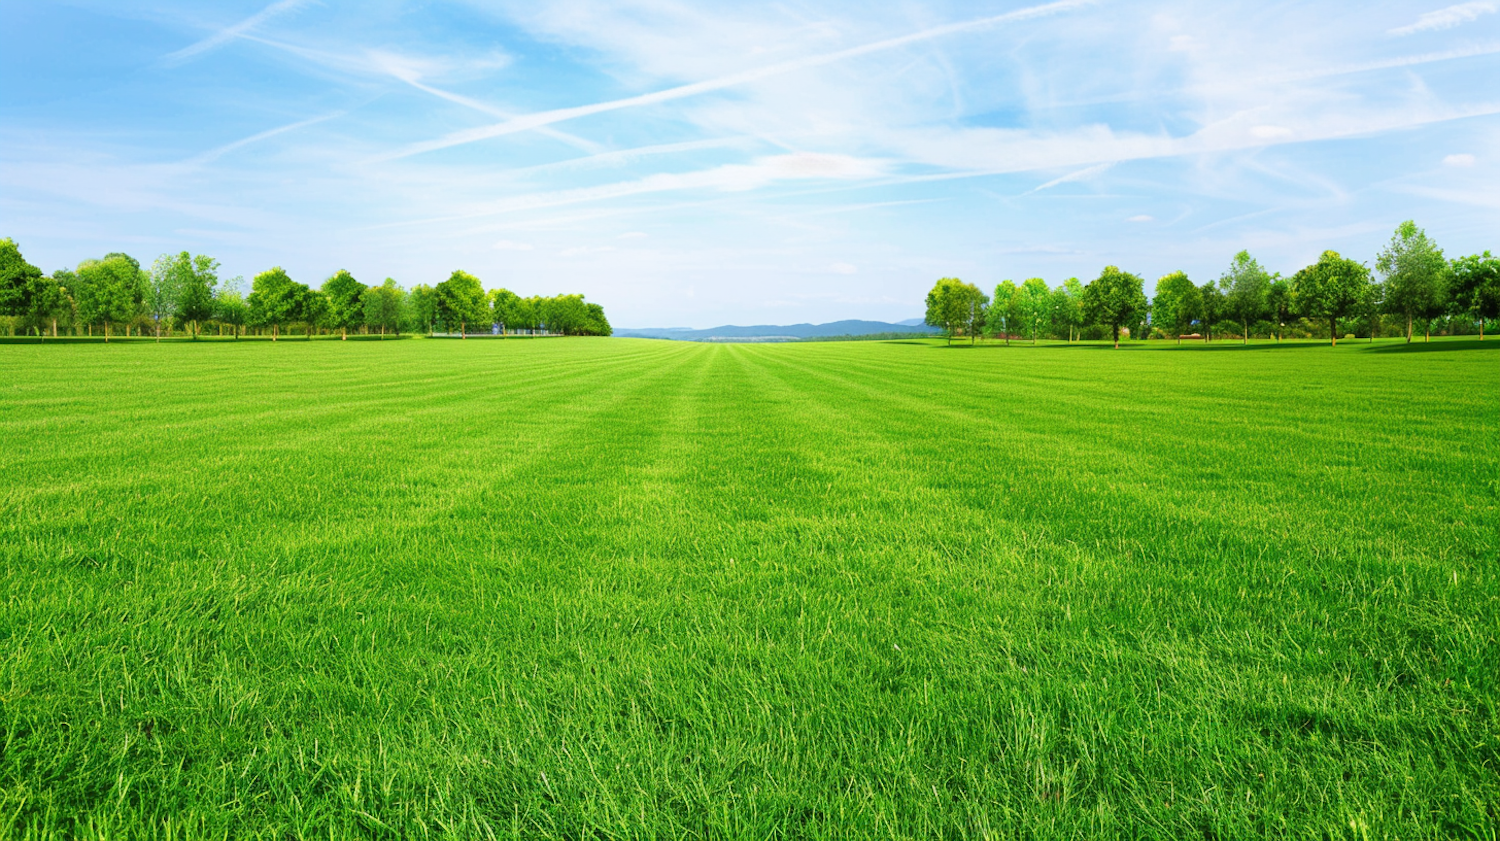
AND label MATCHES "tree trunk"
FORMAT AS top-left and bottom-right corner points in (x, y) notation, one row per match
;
(1406, 314), (1412, 343)
(1112, 324), (1119, 349)
(1425, 323), (1430, 342)
(1243, 320), (1248, 344)
(52, 318), (57, 337)
(341, 327), (347, 341)
(105, 323), (110, 343)
(1330, 317), (1337, 346)
(273, 323), (278, 341)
